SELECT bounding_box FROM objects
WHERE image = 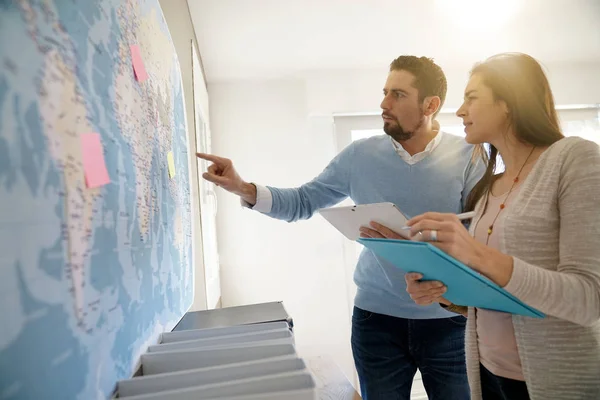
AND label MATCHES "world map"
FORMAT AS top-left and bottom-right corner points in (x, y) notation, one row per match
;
(0, 0), (193, 398)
